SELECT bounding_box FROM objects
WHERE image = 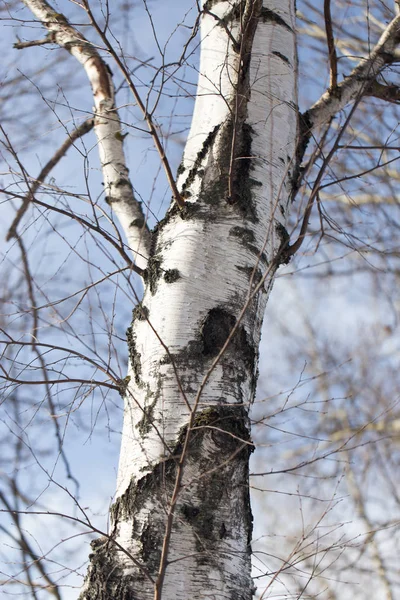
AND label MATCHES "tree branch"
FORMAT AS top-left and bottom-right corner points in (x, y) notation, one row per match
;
(323, 0), (338, 89)
(81, 0), (184, 210)
(14, 33), (54, 48)
(20, 0), (151, 271)
(308, 13), (400, 129)
(364, 80), (400, 103)
(6, 117), (94, 241)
